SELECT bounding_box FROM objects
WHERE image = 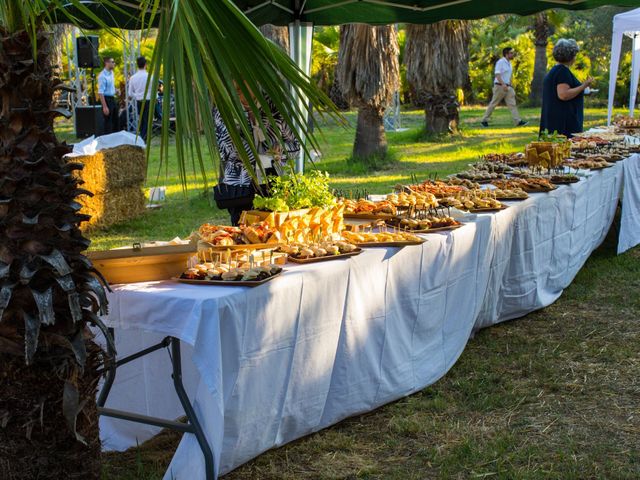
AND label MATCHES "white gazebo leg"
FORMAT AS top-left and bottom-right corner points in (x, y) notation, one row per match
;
(289, 21), (313, 174)
(608, 32), (624, 125)
(629, 34), (640, 117)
